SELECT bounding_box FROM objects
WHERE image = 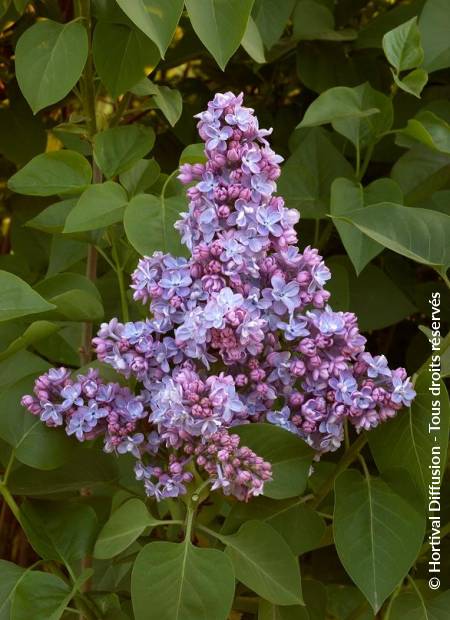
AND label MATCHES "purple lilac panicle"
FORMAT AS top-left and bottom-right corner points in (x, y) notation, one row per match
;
(22, 92), (415, 501)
